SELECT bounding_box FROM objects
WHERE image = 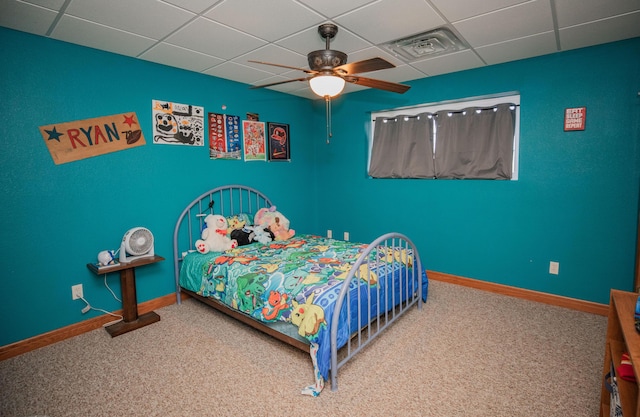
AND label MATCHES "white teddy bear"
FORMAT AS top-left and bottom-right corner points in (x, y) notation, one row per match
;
(195, 214), (238, 254)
